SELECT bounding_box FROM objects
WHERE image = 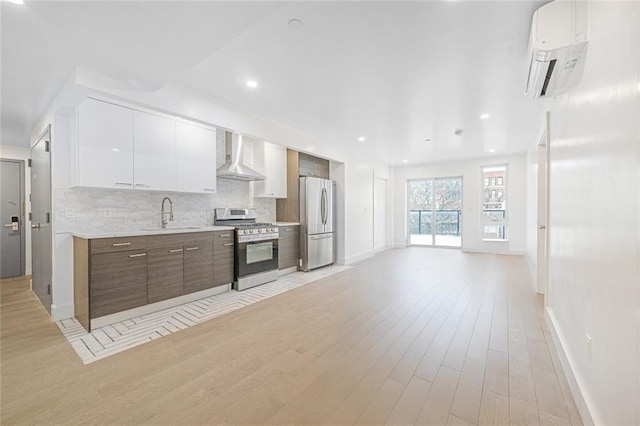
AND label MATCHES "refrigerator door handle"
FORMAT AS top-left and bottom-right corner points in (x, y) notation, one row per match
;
(321, 187), (327, 225)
